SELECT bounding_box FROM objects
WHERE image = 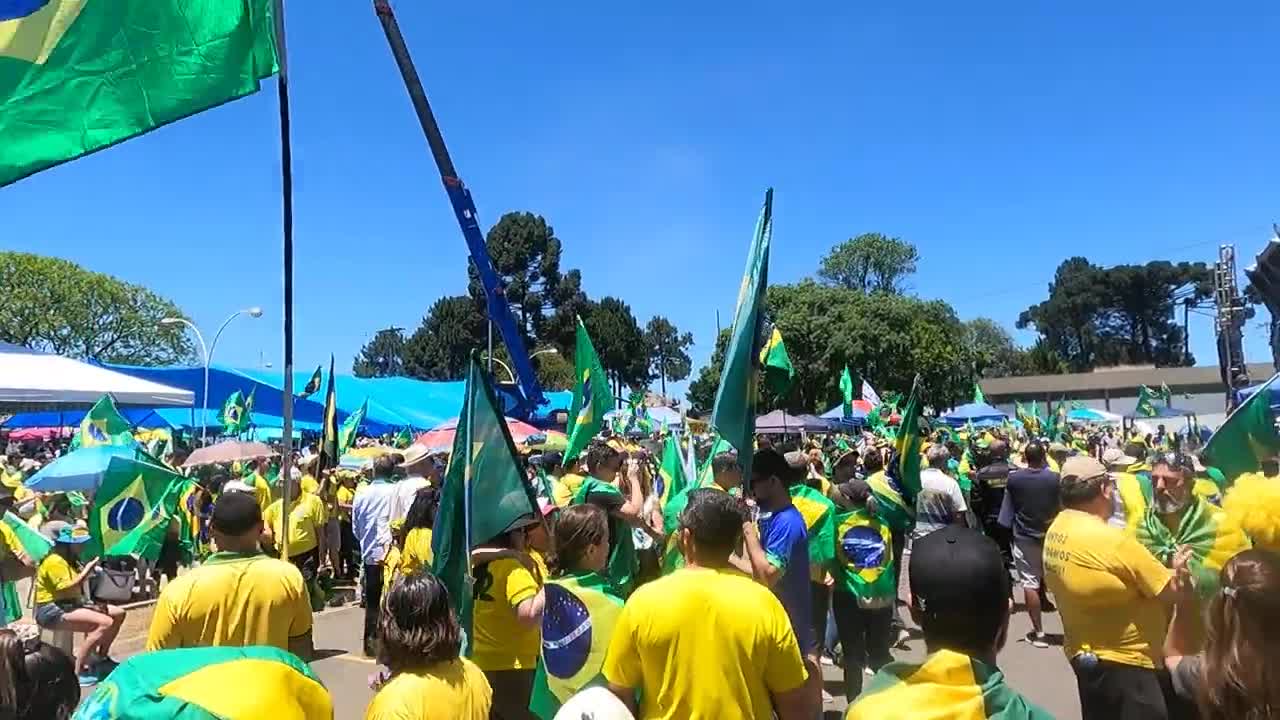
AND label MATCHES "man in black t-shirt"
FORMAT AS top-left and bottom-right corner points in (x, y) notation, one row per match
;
(999, 442), (1060, 647)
